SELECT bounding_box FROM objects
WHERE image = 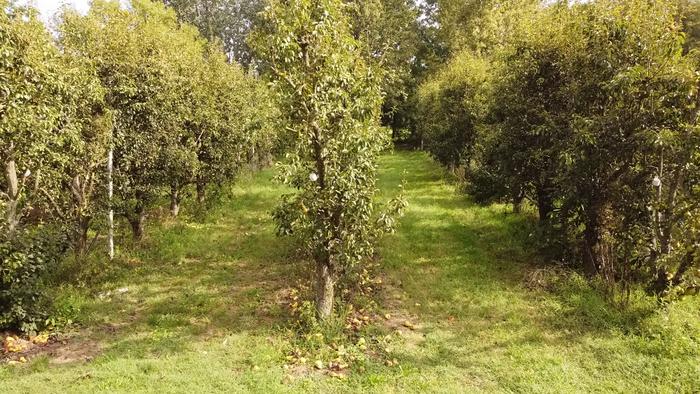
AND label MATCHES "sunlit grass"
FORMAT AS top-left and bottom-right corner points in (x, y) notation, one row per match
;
(1, 151), (698, 393)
